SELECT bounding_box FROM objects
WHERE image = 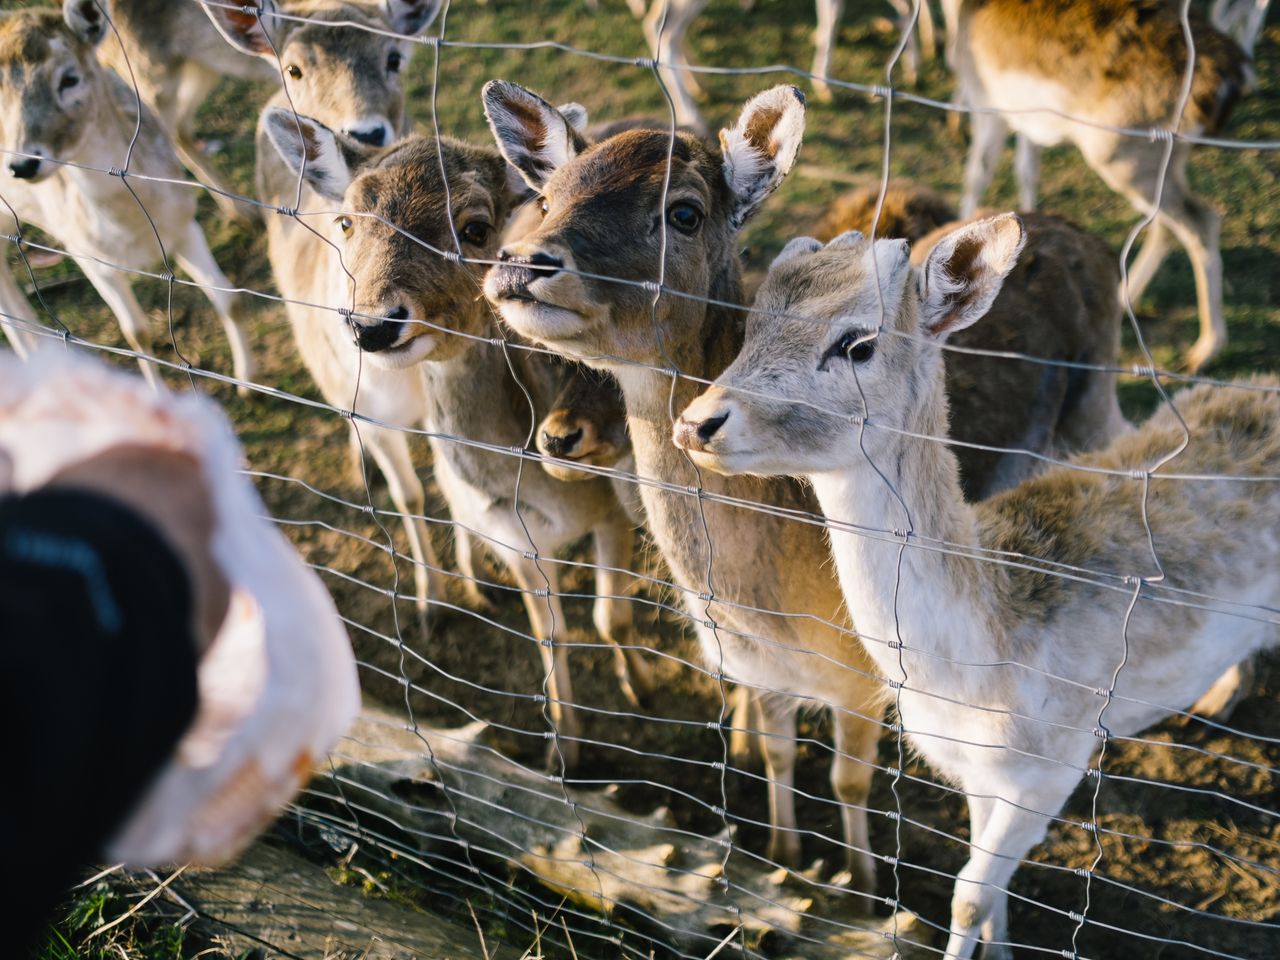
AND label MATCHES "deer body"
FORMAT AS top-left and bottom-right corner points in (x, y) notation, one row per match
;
(0, 2), (253, 389)
(204, 0), (446, 612)
(954, 0), (1250, 370)
(263, 120), (655, 769)
(677, 216), (1280, 957)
